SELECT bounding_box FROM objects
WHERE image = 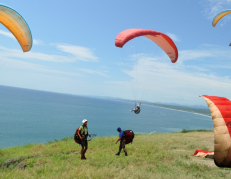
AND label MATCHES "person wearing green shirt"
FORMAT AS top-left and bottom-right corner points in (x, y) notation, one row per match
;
(77, 119), (91, 160)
